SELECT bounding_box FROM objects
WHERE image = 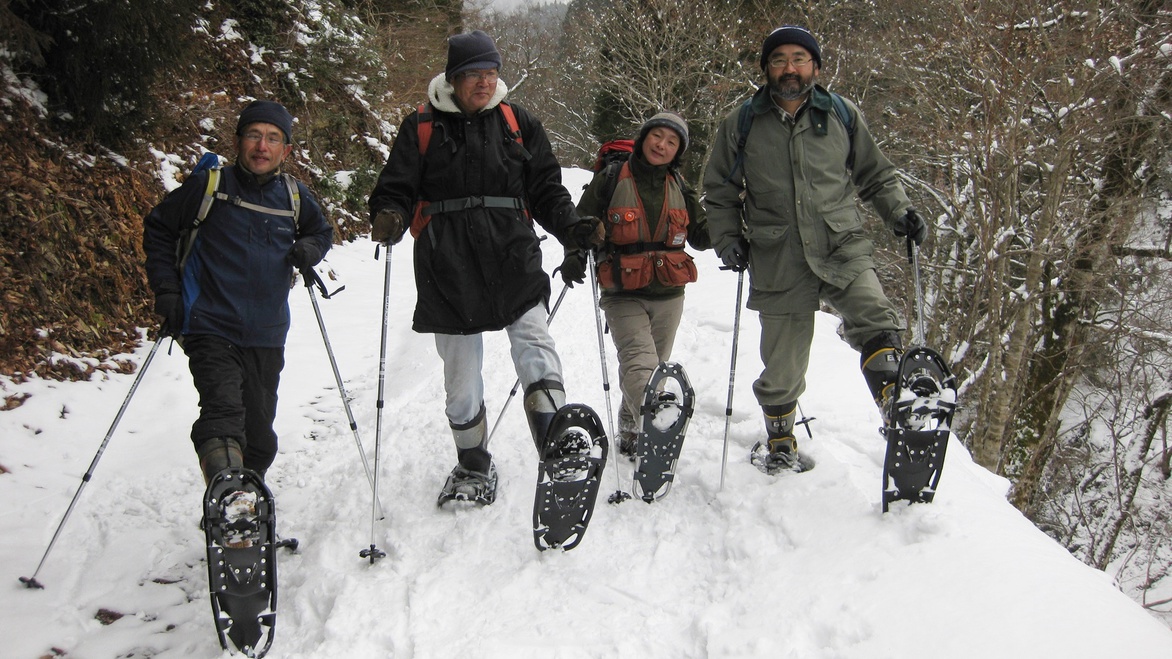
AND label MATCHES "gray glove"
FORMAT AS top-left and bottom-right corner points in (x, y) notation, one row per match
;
(893, 208), (927, 246)
(718, 238), (749, 272)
